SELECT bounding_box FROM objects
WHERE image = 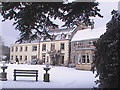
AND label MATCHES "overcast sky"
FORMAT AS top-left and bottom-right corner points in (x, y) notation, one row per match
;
(0, 0), (119, 46)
